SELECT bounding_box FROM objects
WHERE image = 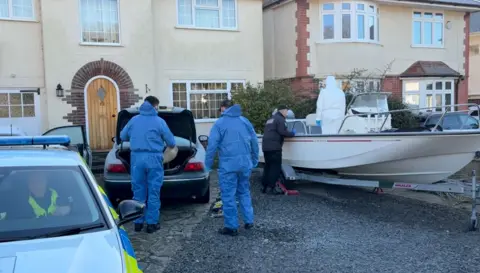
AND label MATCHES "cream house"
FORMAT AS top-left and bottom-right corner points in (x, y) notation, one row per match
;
(263, 0), (479, 112)
(0, 0), (264, 150)
(469, 11), (480, 102)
